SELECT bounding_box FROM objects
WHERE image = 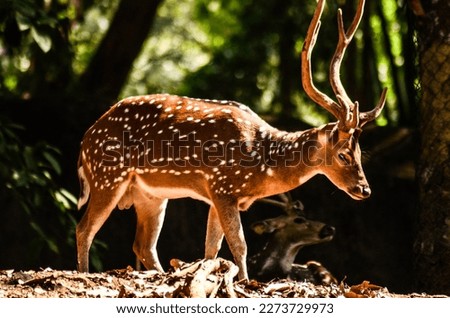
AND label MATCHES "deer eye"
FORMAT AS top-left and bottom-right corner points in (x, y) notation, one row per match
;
(293, 217), (306, 224)
(338, 153), (351, 165)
